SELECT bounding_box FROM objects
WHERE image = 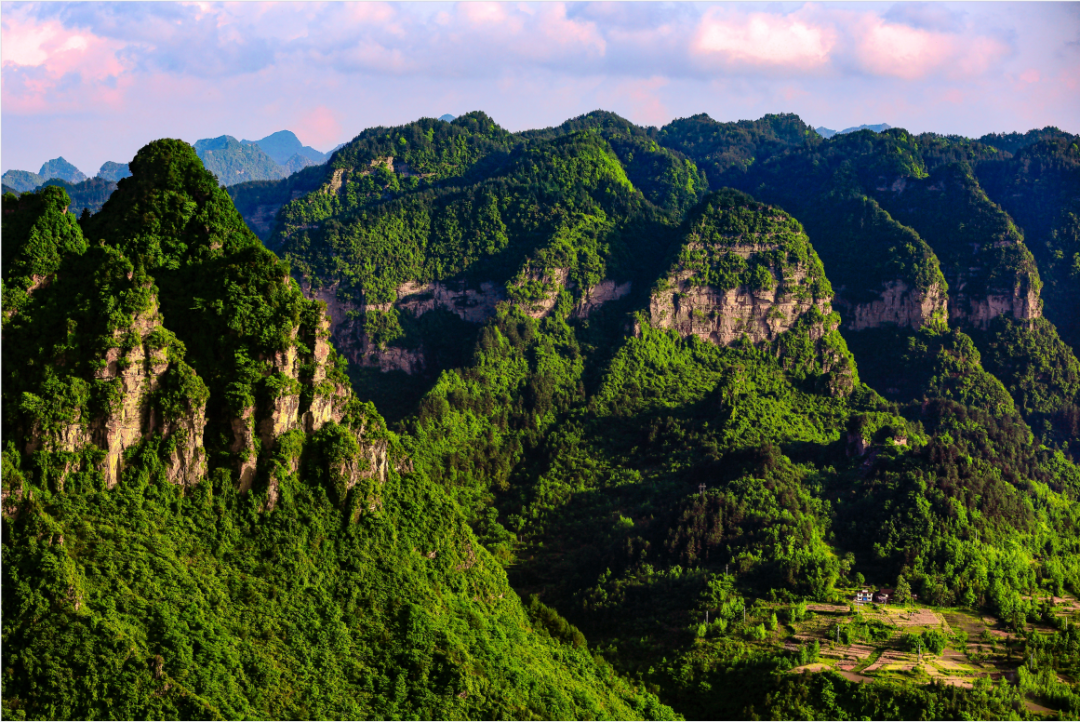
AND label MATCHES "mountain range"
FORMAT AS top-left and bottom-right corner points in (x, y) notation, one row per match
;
(1, 130), (341, 197)
(814, 123), (893, 138)
(3, 110), (1079, 720)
